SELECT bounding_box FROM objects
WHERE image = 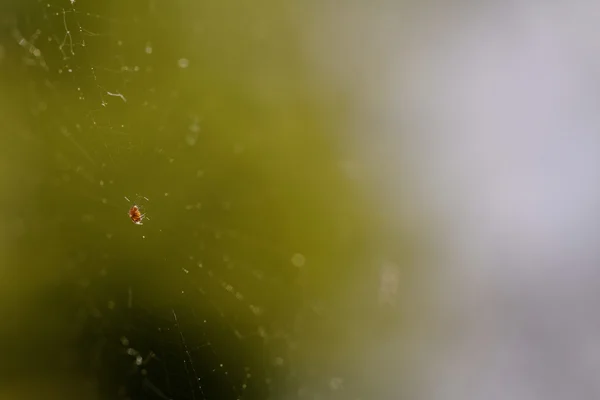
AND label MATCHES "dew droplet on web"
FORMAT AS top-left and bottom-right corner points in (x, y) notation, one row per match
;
(379, 260), (400, 306)
(249, 305), (262, 315)
(188, 120), (200, 133)
(178, 58), (189, 68)
(291, 253), (305, 267)
(233, 143), (245, 154)
(329, 377), (344, 391)
(185, 131), (199, 146)
(145, 42), (153, 54)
